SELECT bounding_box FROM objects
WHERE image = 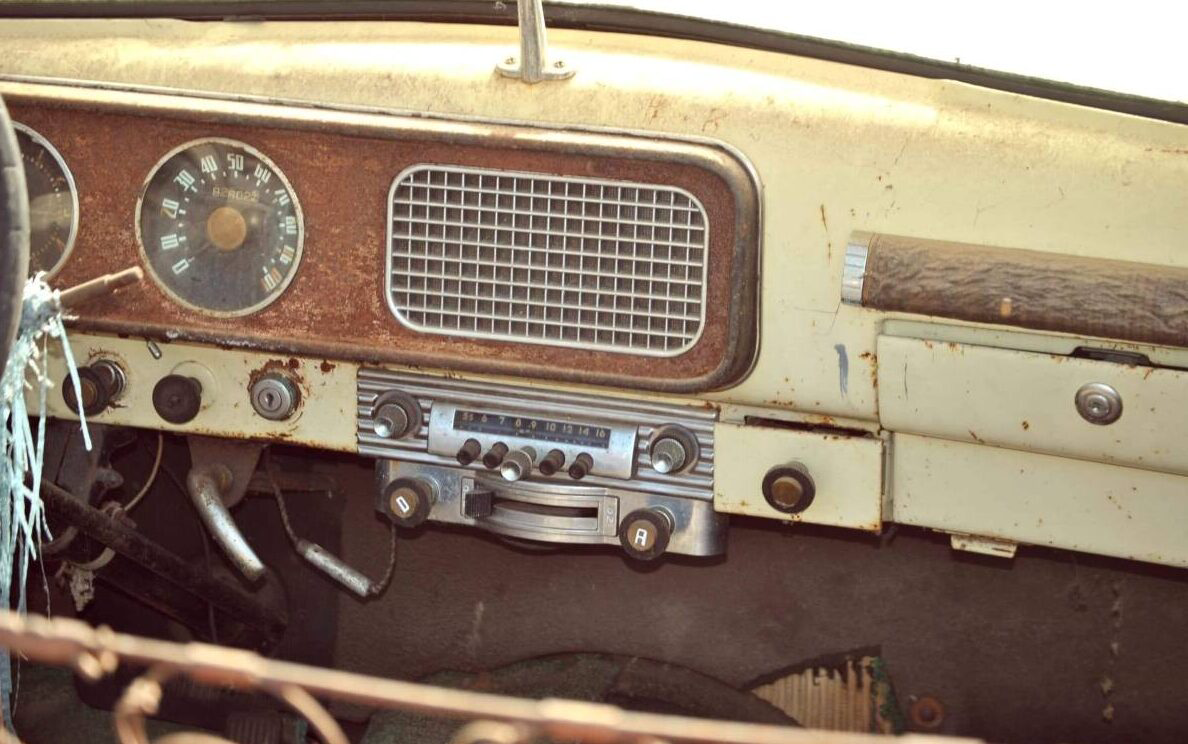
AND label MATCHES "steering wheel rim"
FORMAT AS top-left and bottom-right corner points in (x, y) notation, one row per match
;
(0, 94), (29, 374)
